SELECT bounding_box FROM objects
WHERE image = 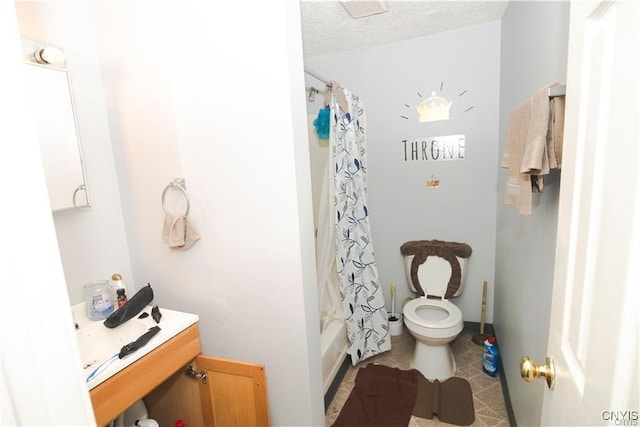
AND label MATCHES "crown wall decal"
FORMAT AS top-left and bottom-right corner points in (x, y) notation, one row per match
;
(416, 91), (453, 122)
(400, 82), (473, 122)
(426, 175), (440, 188)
